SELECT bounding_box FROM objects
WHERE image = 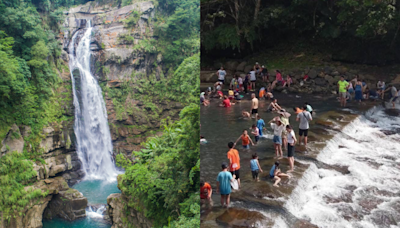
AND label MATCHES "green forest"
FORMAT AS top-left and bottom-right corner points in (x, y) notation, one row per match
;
(201, 0), (400, 65)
